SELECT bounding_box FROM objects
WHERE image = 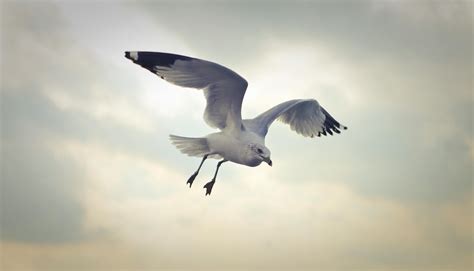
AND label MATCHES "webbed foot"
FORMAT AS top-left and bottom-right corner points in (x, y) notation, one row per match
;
(187, 172), (198, 187)
(203, 180), (215, 196)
